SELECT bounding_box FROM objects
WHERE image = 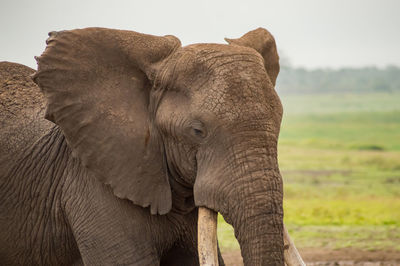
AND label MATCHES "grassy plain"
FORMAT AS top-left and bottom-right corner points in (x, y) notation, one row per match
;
(217, 92), (400, 252)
